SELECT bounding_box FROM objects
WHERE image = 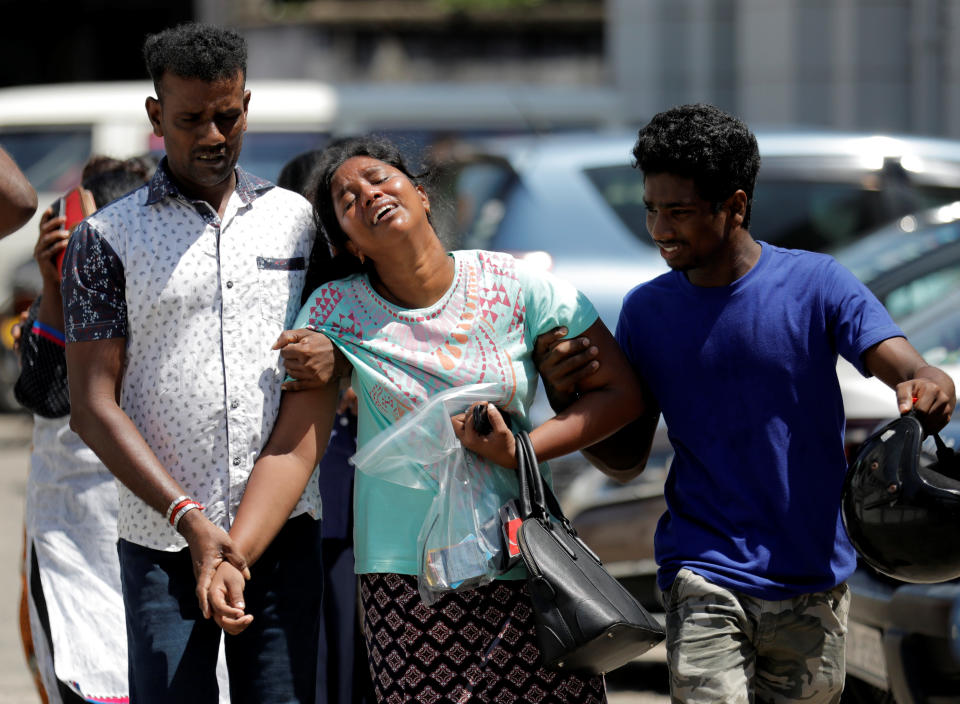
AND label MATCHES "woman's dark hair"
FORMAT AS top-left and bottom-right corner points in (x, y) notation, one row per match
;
(632, 103), (761, 227)
(143, 23), (247, 97)
(277, 149), (323, 196)
(302, 135), (429, 300)
(81, 155), (154, 208)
